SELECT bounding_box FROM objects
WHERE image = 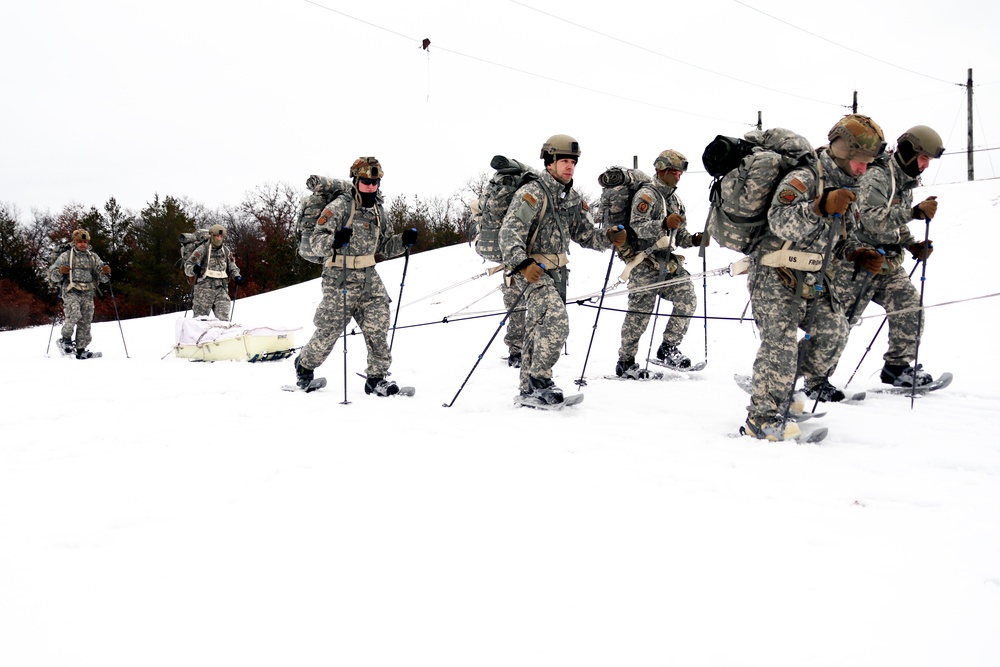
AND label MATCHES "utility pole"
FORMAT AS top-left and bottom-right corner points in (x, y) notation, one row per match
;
(967, 68), (974, 181)
(852, 91), (858, 114)
(756, 111), (762, 130)
(633, 155), (638, 169)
